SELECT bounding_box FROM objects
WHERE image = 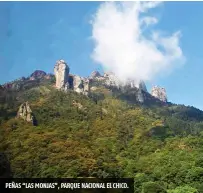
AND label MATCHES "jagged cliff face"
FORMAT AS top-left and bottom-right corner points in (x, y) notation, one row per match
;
(90, 71), (101, 79)
(104, 72), (121, 88)
(137, 89), (144, 103)
(54, 60), (69, 90)
(151, 86), (167, 102)
(73, 76), (90, 95)
(126, 79), (147, 92)
(91, 71), (147, 93)
(17, 102), (33, 122)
